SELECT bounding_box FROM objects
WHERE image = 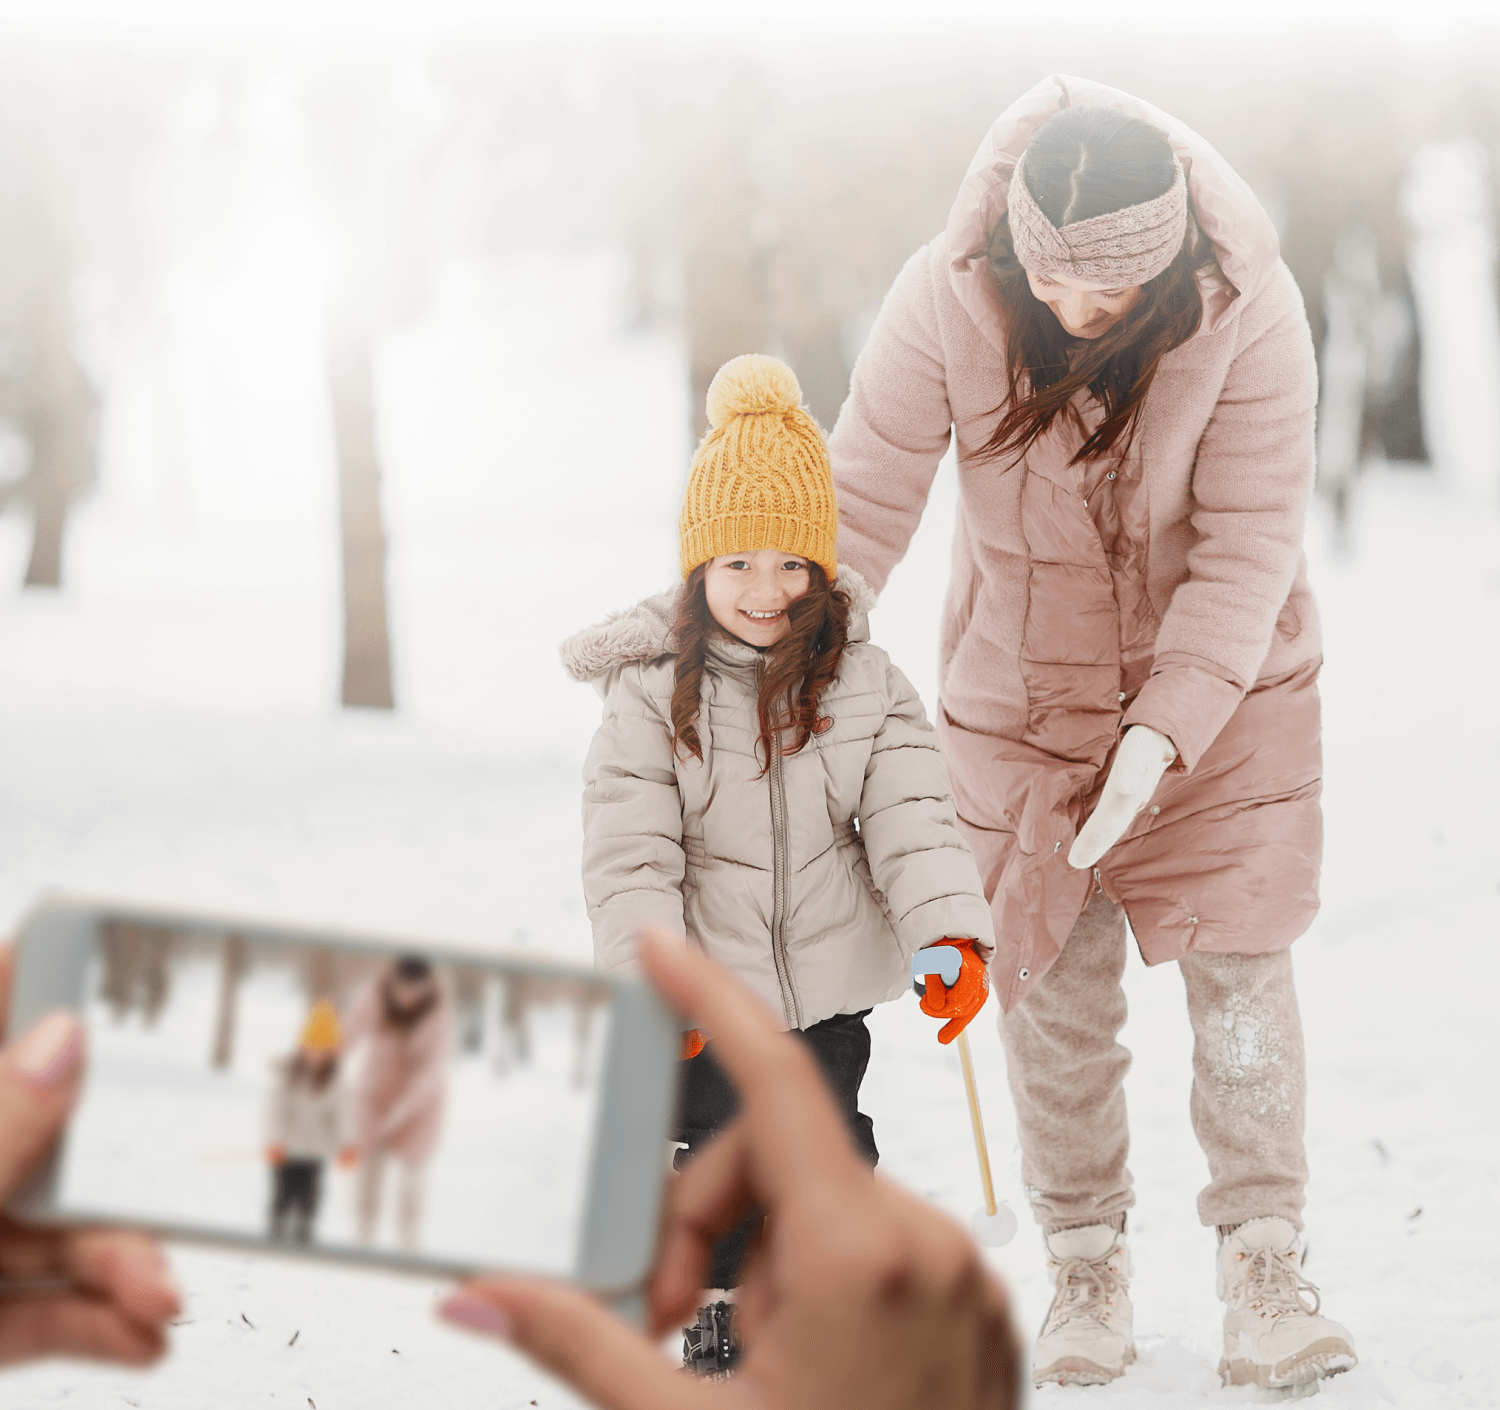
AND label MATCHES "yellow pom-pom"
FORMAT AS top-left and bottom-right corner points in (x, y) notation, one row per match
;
(705, 354), (803, 431)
